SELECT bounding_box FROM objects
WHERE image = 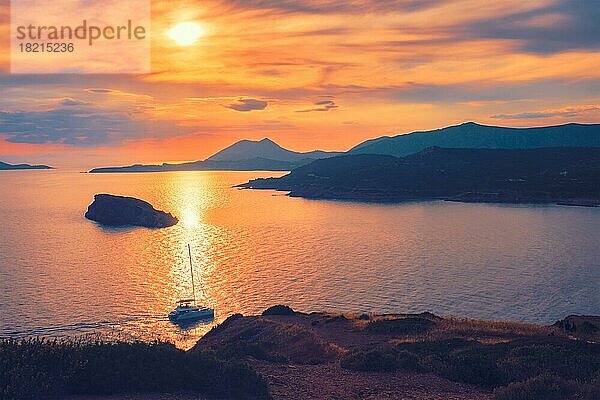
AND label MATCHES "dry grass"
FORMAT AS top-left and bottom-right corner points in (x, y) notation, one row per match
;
(196, 316), (340, 364)
(351, 315), (561, 345)
(428, 317), (561, 342)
